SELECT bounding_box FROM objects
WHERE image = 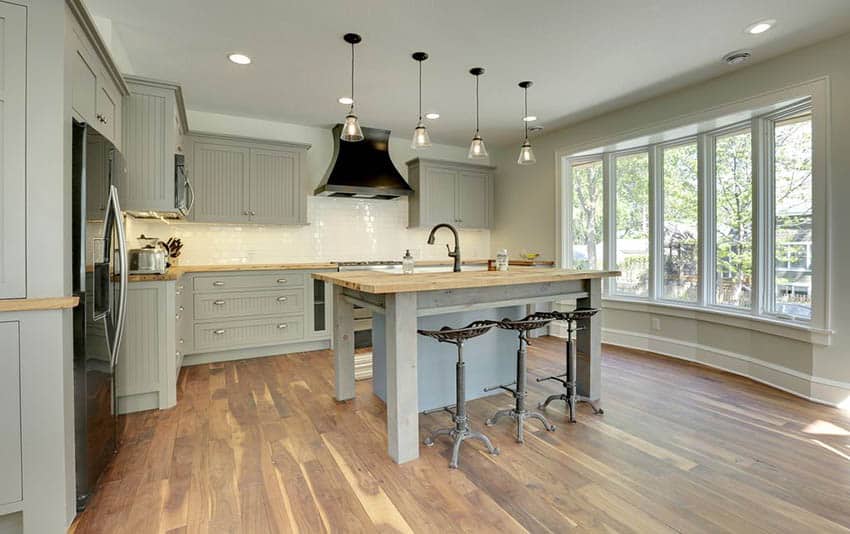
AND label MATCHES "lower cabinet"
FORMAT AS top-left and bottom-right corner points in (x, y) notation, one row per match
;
(0, 321), (22, 509)
(115, 281), (177, 414)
